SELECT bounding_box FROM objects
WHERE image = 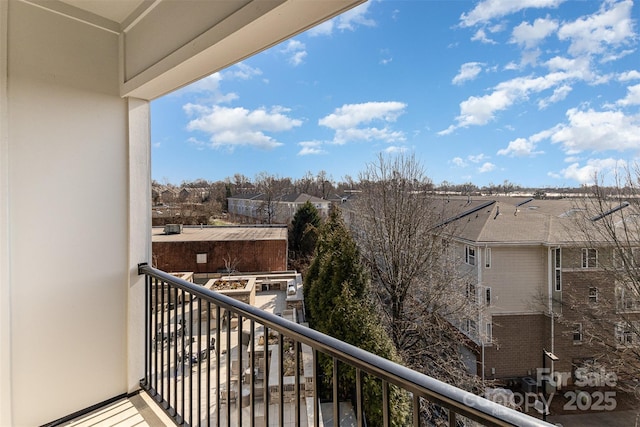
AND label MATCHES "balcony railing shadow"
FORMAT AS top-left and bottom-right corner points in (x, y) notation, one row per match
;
(138, 264), (552, 427)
